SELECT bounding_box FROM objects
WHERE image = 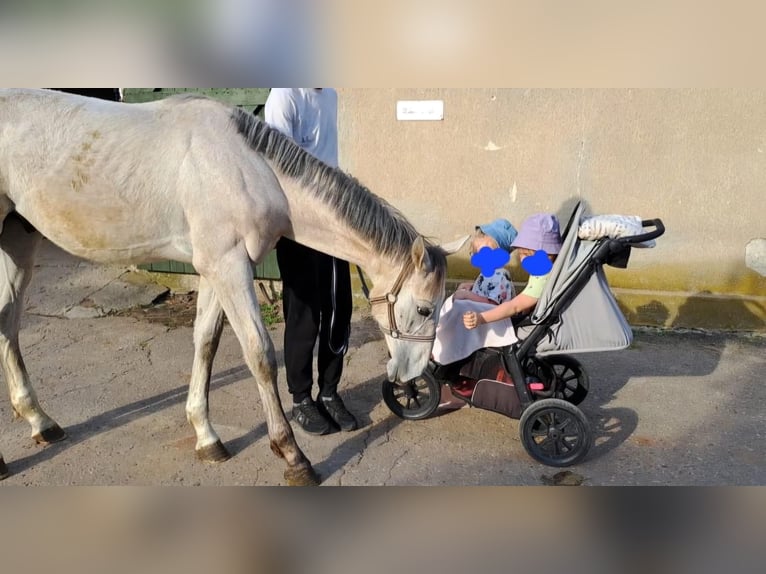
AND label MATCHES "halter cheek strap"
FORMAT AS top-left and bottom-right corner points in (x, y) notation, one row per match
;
(369, 261), (436, 343)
